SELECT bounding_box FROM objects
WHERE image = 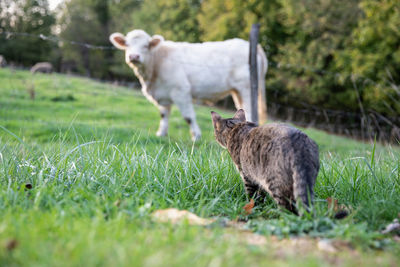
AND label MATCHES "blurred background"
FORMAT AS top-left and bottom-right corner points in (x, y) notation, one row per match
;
(0, 0), (399, 143)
